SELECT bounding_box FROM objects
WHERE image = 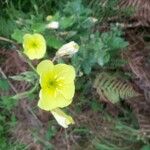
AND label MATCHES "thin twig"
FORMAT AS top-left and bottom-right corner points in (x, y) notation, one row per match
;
(52, 56), (57, 63)
(27, 106), (43, 127)
(12, 81), (39, 99)
(0, 36), (17, 45)
(65, 129), (70, 150)
(0, 67), (18, 94)
(0, 36), (37, 73)
(16, 50), (37, 73)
